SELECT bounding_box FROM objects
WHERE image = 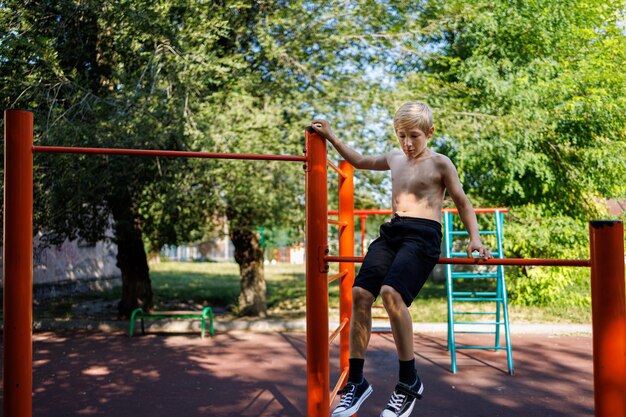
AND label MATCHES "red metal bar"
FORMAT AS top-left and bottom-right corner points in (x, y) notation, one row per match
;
(325, 255), (591, 267)
(327, 159), (347, 178)
(329, 318), (350, 345)
(359, 214), (367, 256)
(328, 270), (348, 284)
(338, 160), (355, 393)
(305, 128), (329, 417)
(328, 207), (509, 215)
(328, 219), (347, 227)
(32, 145), (306, 162)
(590, 221), (626, 417)
(330, 368), (349, 407)
(3, 110), (34, 417)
